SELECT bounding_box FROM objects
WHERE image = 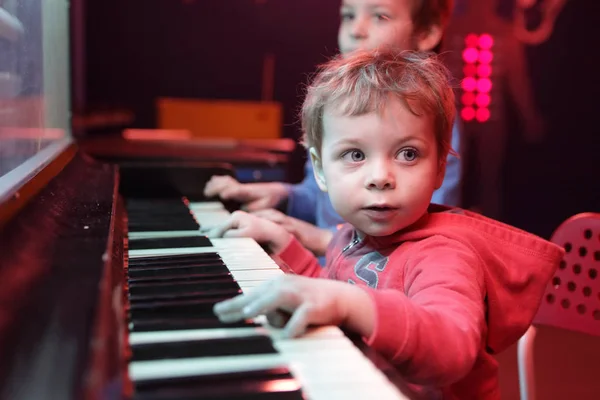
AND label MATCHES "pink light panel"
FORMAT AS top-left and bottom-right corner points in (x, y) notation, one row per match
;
(460, 33), (493, 123)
